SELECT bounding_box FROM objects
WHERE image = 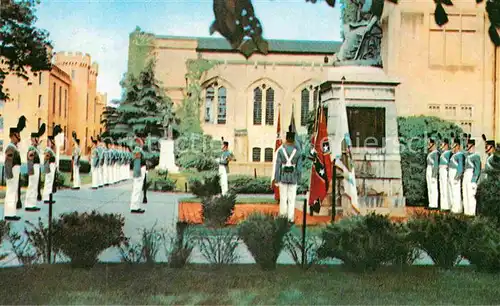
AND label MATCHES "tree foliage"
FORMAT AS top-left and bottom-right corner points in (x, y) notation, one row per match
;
(177, 59), (216, 134)
(0, 0), (53, 100)
(110, 60), (177, 146)
(210, 0), (500, 58)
